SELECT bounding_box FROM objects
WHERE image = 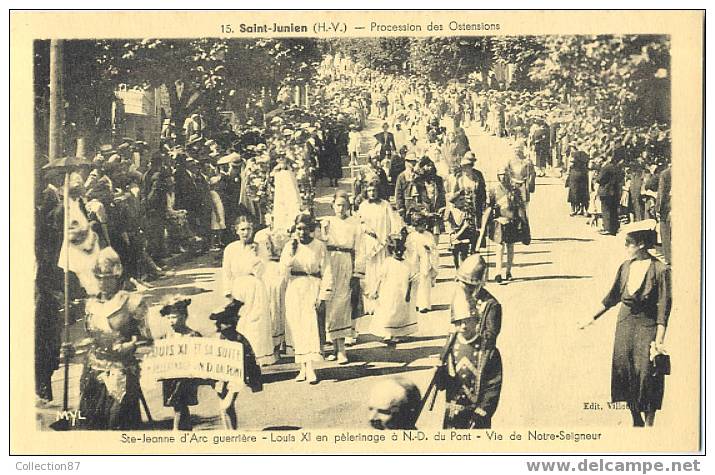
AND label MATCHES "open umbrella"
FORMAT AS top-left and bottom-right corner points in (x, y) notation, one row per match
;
(42, 156), (93, 430)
